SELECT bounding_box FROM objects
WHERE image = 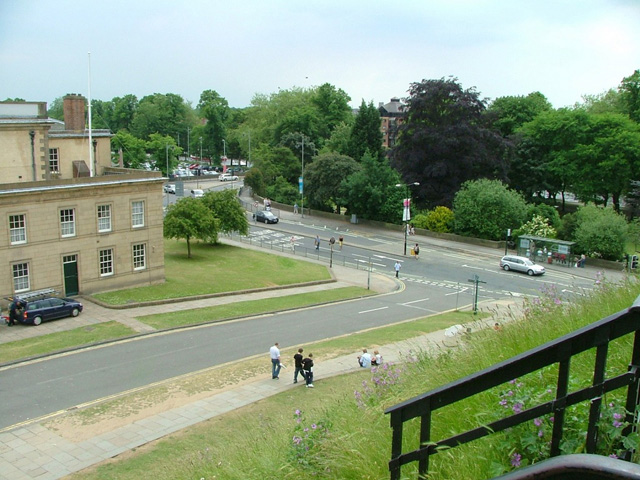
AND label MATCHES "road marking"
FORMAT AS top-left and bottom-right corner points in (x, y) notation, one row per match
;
(401, 298), (430, 305)
(359, 306), (389, 314)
